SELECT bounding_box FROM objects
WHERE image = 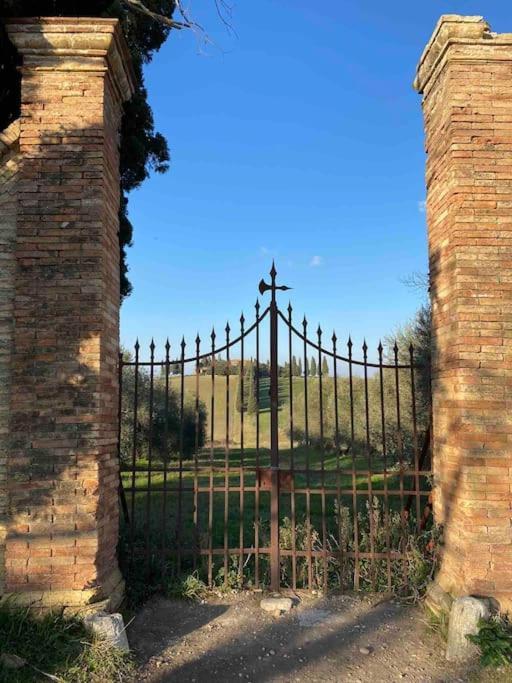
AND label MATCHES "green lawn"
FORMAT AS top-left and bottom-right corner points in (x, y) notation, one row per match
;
(120, 369), (430, 591)
(120, 443), (430, 587)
